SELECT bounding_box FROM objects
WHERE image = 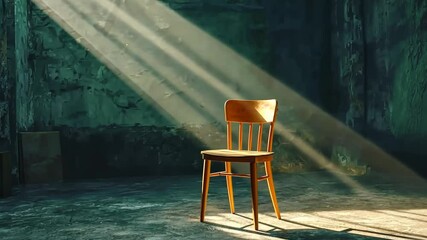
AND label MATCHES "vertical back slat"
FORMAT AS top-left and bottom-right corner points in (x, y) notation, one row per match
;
(257, 124), (263, 151)
(227, 122), (232, 150)
(248, 123), (253, 150)
(238, 123), (243, 150)
(267, 122), (275, 152)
